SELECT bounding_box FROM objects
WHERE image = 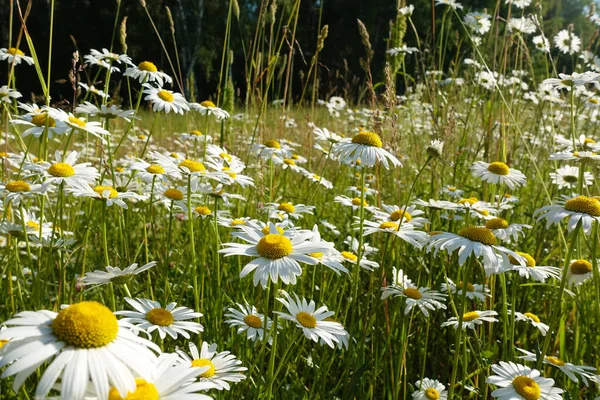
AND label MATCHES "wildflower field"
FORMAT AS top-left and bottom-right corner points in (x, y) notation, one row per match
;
(2, 0), (600, 398)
